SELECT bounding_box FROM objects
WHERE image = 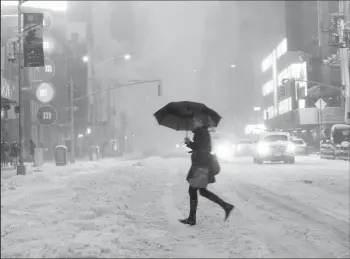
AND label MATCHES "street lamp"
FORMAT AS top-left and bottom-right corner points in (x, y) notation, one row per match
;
(82, 55), (89, 63)
(123, 54), (131, 61)
(84, 54), (132, 66)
